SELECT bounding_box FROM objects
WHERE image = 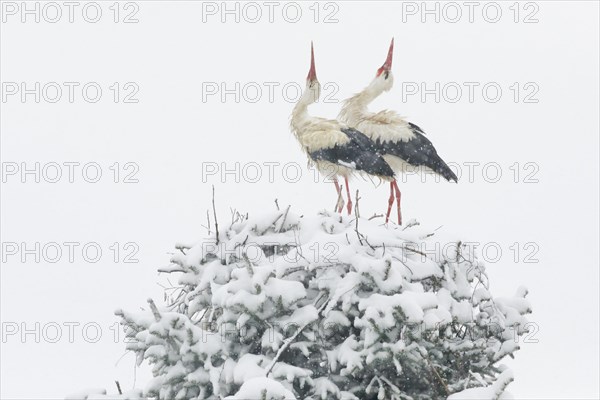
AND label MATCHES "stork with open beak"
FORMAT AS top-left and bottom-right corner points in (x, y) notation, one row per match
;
(291, 43), (395, 215)
(338, 38), (458, 225)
